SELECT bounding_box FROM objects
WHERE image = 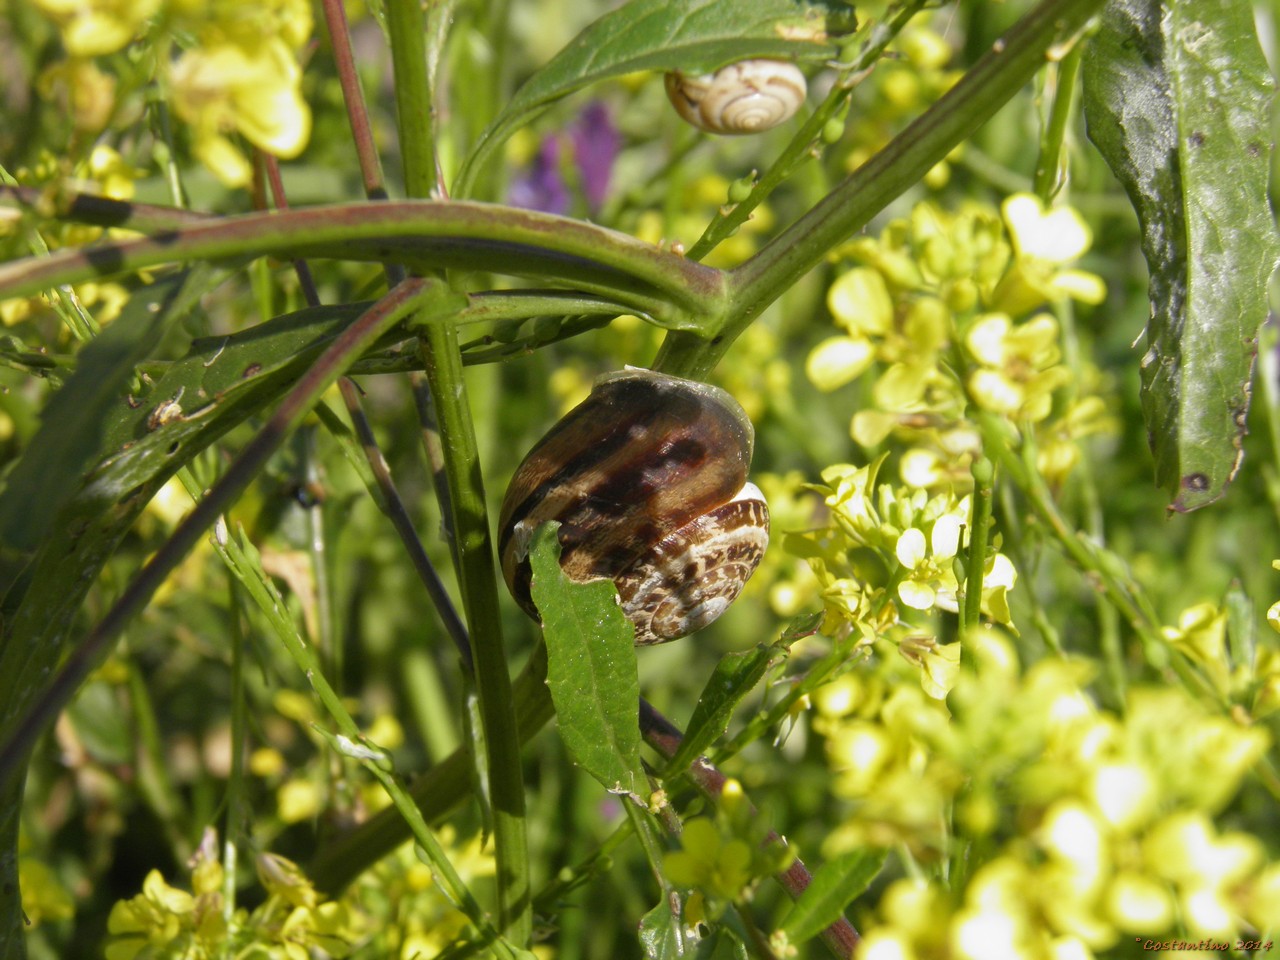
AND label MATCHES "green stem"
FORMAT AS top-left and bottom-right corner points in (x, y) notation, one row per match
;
(387, 0), (440, 200)
(388, 0), (529, 939)
(0, 198), (725, 326)
(415, 318), (532, 943)
(1032, 39), (1085, 202)
(962, 457), (995, 636)
(654, 0), (1107, 378)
